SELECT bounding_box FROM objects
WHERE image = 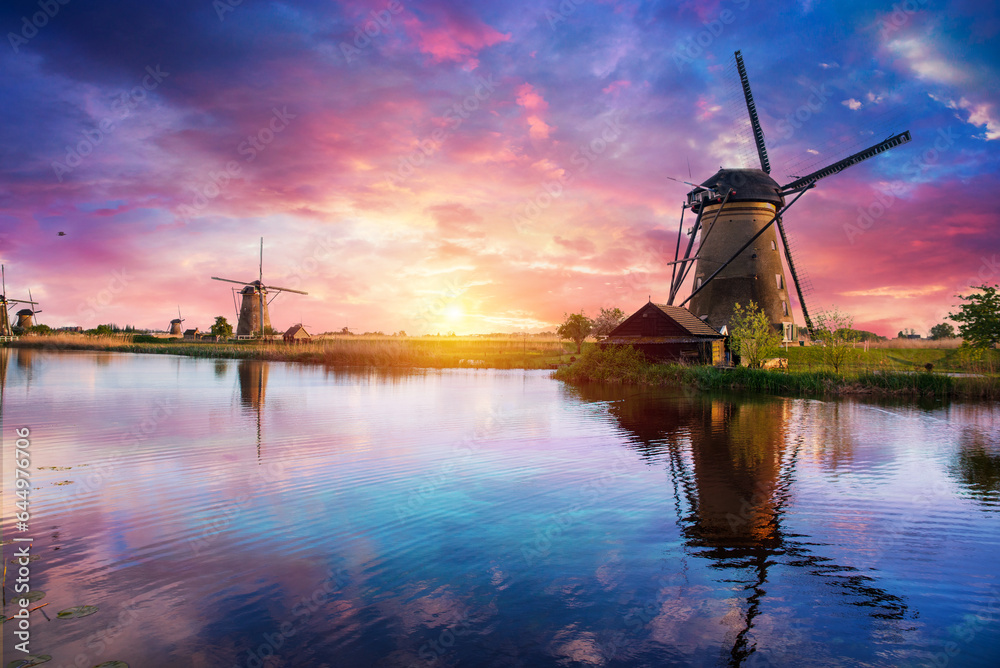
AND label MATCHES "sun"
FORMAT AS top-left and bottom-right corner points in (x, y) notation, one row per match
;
(445, 304), (464, 322)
